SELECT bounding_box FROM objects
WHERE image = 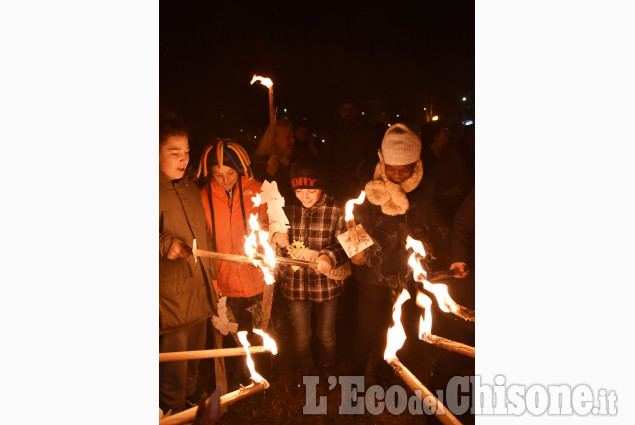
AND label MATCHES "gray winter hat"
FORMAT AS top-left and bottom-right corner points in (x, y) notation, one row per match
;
(380, 124), (422, 165)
